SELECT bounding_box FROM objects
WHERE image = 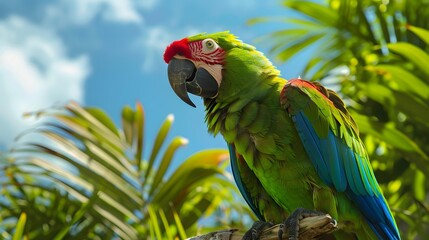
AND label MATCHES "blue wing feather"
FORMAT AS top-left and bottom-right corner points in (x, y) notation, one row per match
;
(228, 144), (264, 220)
(292, 112), (332, 185)
(293, 111), (400, 240)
